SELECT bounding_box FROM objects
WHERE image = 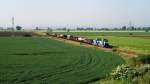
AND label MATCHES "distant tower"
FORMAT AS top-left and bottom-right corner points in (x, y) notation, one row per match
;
(129, 20), (132, 29)
(12, 16), (15, 30)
